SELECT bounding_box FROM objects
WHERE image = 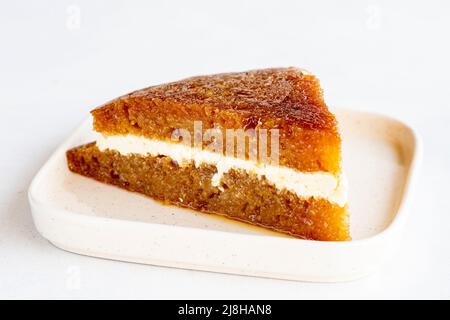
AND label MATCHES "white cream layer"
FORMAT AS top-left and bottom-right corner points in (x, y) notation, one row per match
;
(96, 134), (348, 206)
